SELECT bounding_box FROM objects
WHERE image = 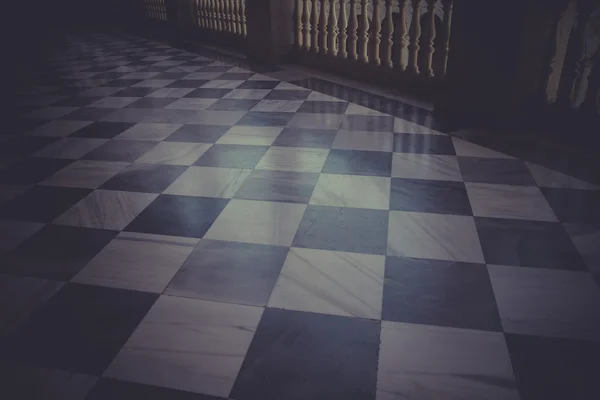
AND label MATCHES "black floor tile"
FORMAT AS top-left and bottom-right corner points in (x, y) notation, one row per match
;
(297, 101), (349, 114)
(0, 158), (72, 185)
(55, 96), (103, 107)
(70, 122), (135, 139)
(165, 124), (230, 143)
(322, 149), (393, 177)
(293, 205), (389, 255)
(459, 157), (537, 186)
(184, 88), (233, 98)
(542, 188), (600, 223)
(217, 72), (256, 80)
(393, 132), (456, 154)
(87, 378), (224, 400)
(234, 170), (319, 203)
(0, 136), (58, 156)
(0, 283), (157, 375)
(59, 107), (115, 121)
(383, 256), (501, 331)
(506, 333), (600, 400)
(101, 164), (187, 193)
(236, 112), (293, 127)
(341, 115), (395, 132)
(265, 89), (311, 100)
(194, 144), (269, 168)
(124, 194), (228, 238)
(125, 97), (177, 108)
(113, 87), (158, 97)
(390, 178), (473, 215)
(231, 308), (379, 400)
(271, 127), (337, 148)
(82, 140), (156, 162)
(207, 99), (260, 111)
(0, 185), (90, 223)
(105, 79), (145, 87)
(236, 80), (280, 90)
(475, 217), (587, 270)
(166, 240), (288, 306)
(166, 79), (209, 88)
(154, 72), (190, 80)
